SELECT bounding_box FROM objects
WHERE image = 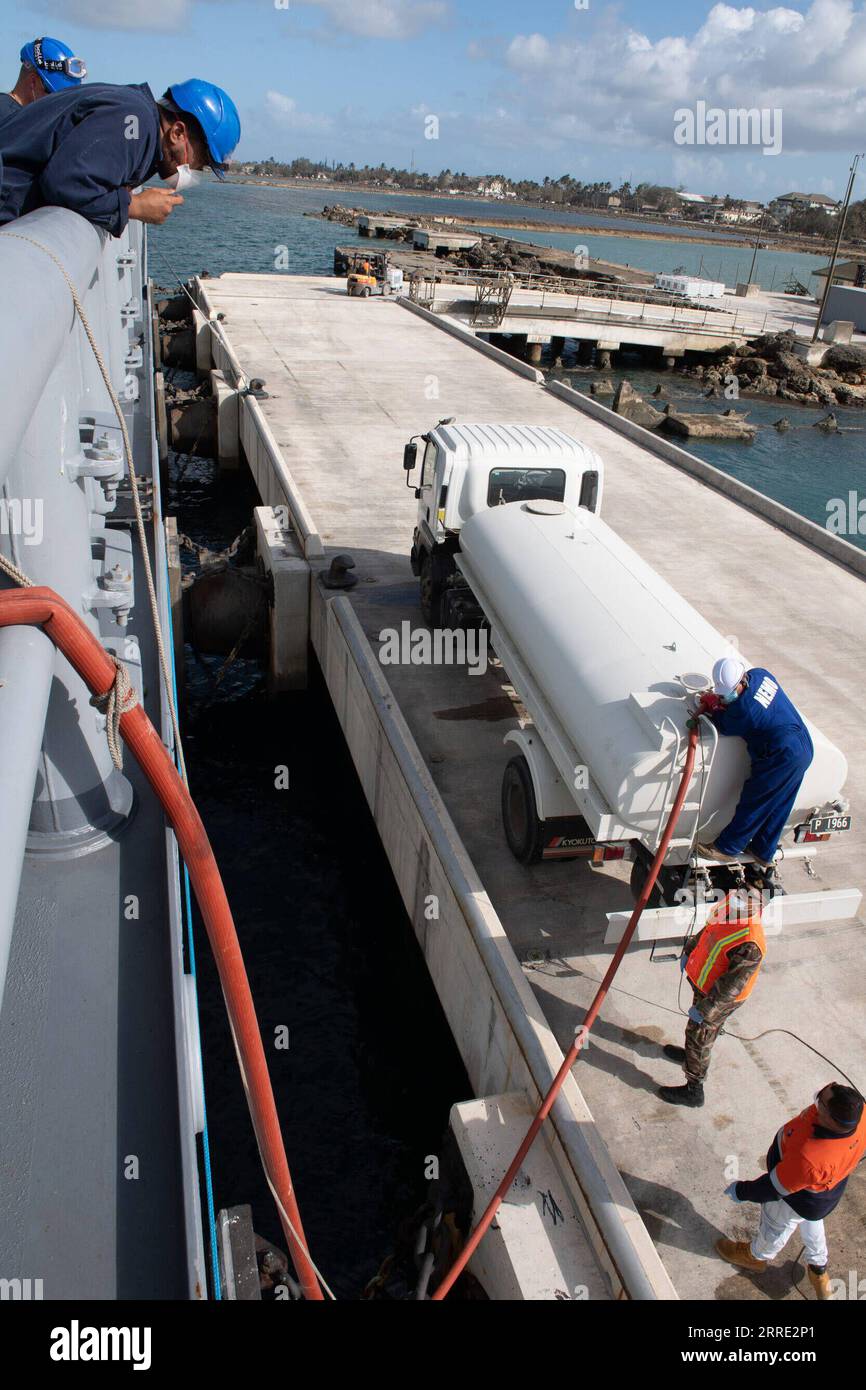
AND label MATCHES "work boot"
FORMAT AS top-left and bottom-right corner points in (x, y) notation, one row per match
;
(696, 842), (737, 864)
(748, 850), (775, 871)
(663, 1043), (686, 1063)
(808, 1264), (833, 1300)
(658, 1079), (704, 1107)
(716, 1238), (767, 1273)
